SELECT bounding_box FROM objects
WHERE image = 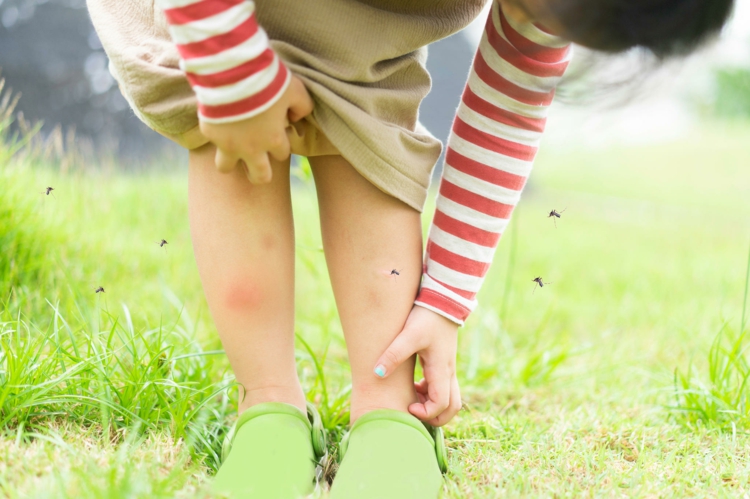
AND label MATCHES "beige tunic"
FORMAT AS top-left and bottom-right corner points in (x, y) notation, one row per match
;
(87, 0), (487, 211)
